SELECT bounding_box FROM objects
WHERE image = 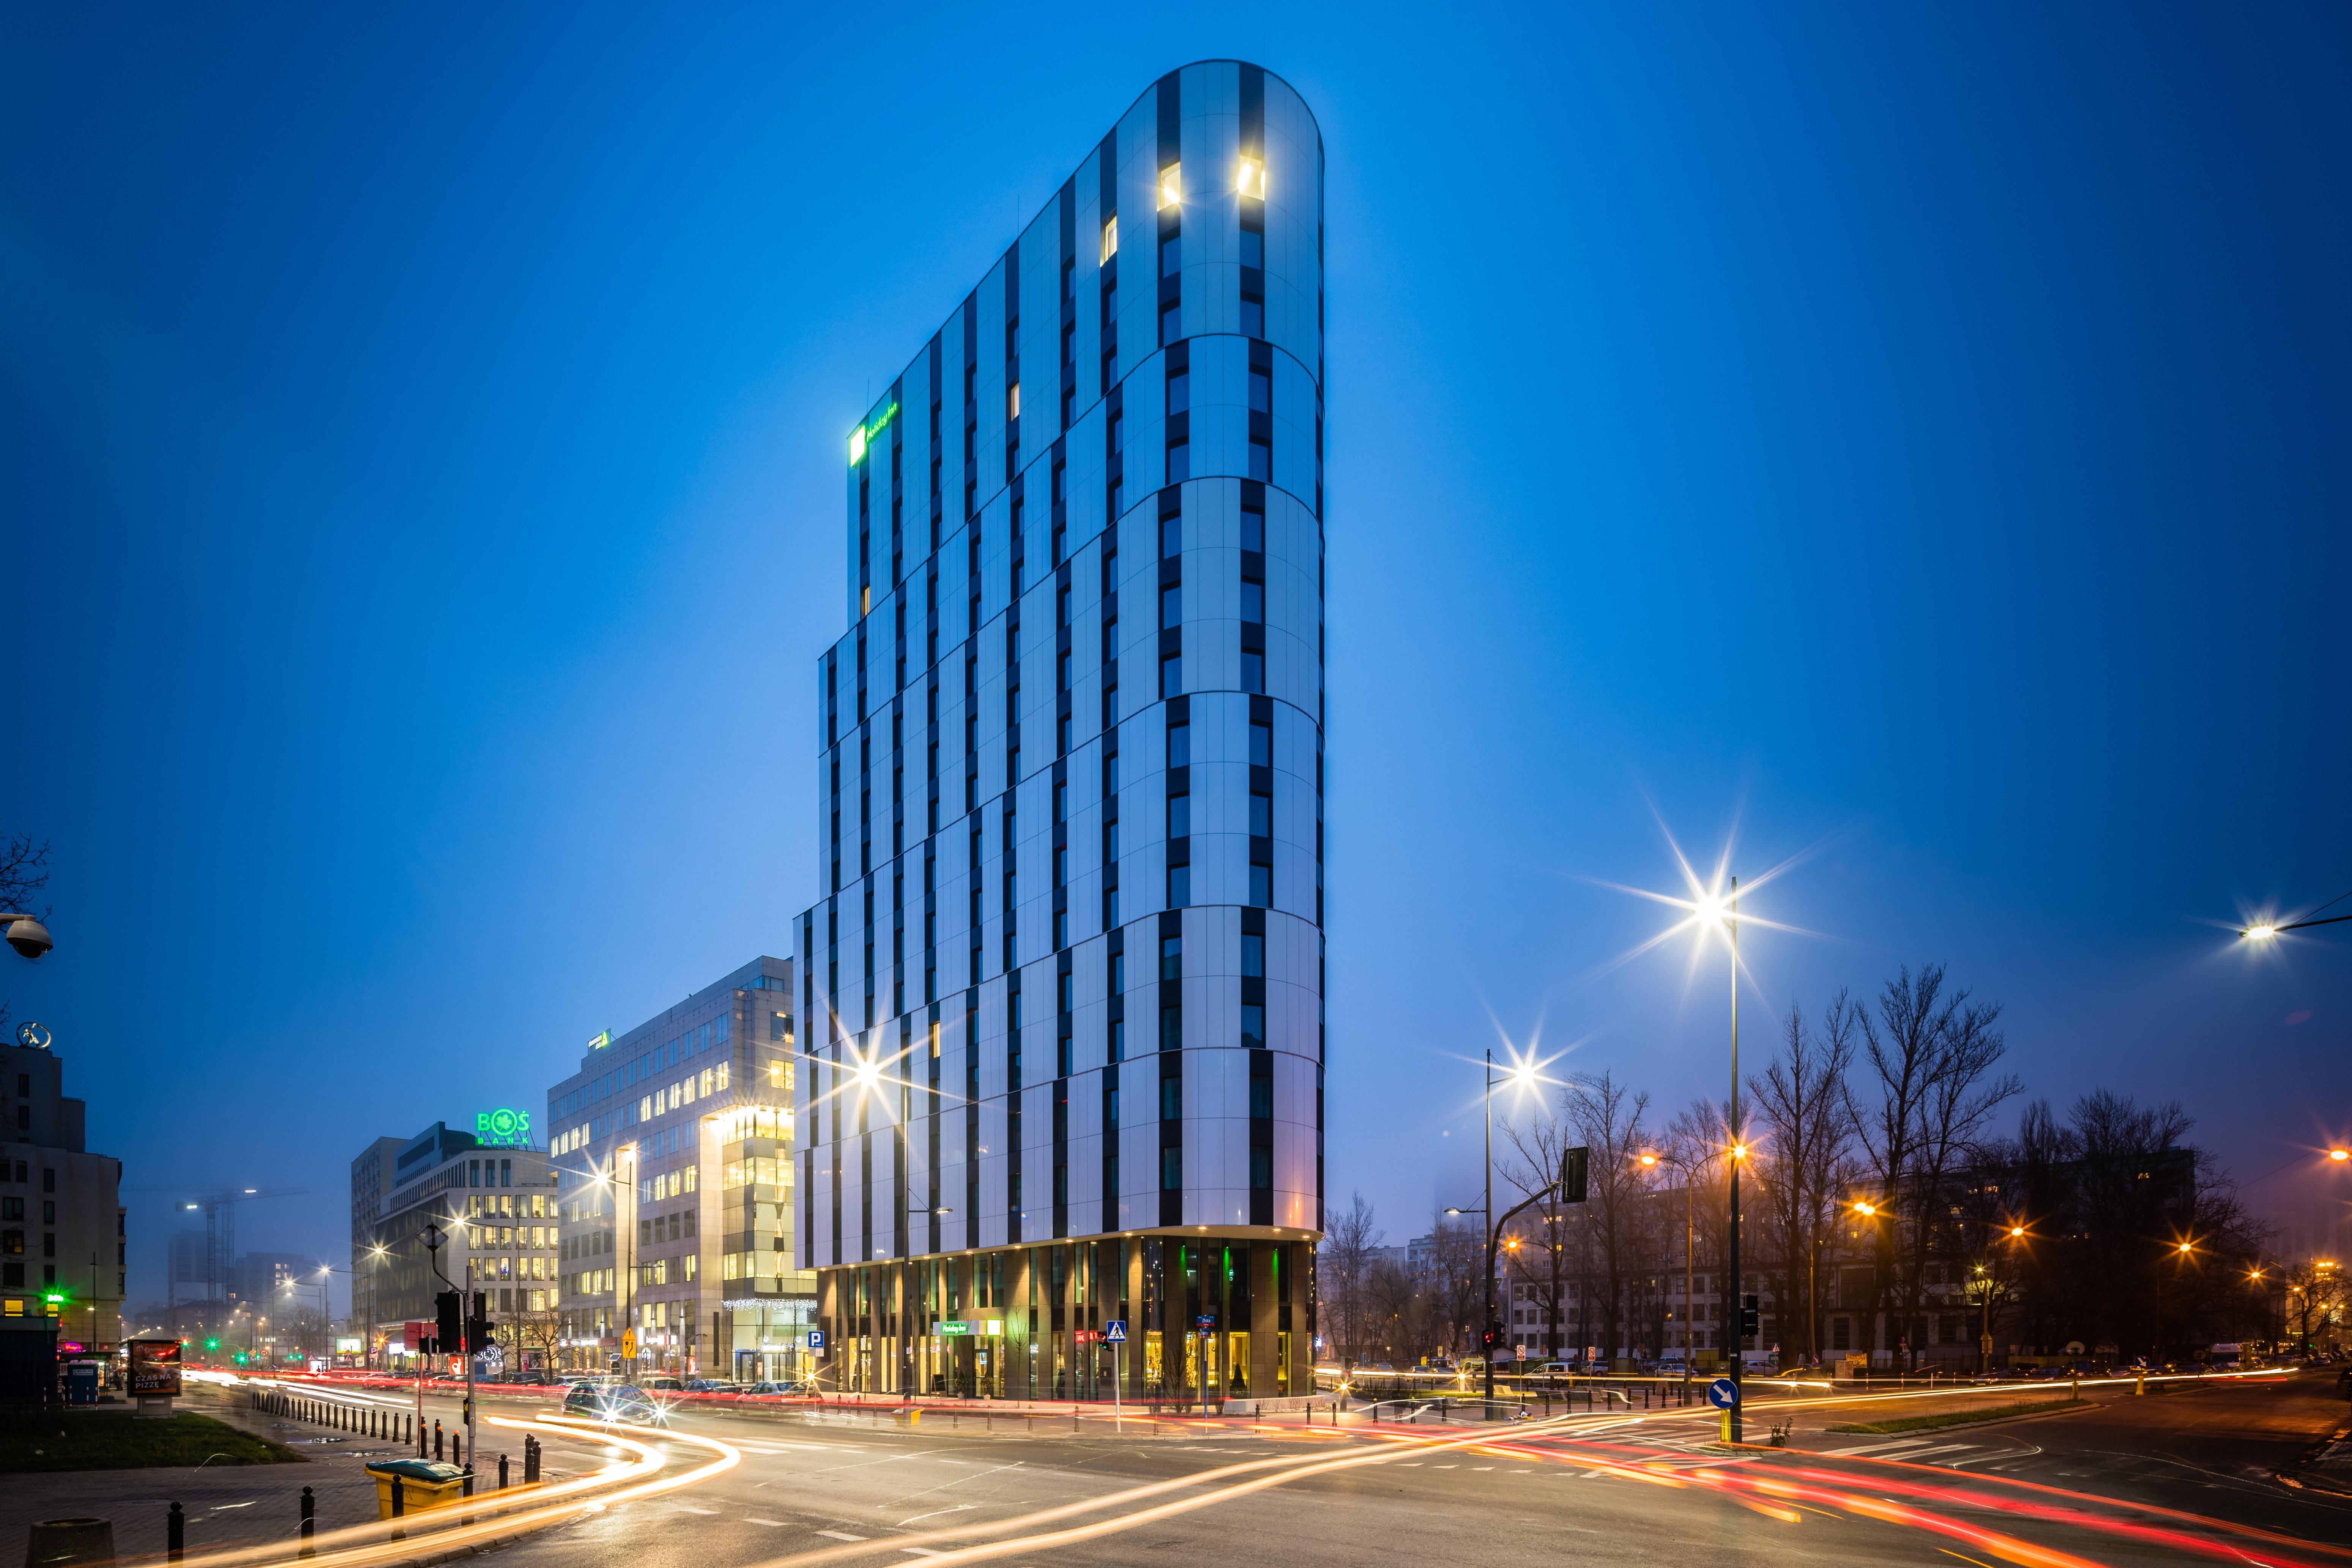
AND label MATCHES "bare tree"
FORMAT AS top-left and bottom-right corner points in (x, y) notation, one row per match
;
(1319, 1191), (1384, 1371)
(1847, 965), (2018, 1370)
(1560, 1071), (1655, 1365)
(1747, 995), (1859, 1365)
(0, 833), (50, 1033)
